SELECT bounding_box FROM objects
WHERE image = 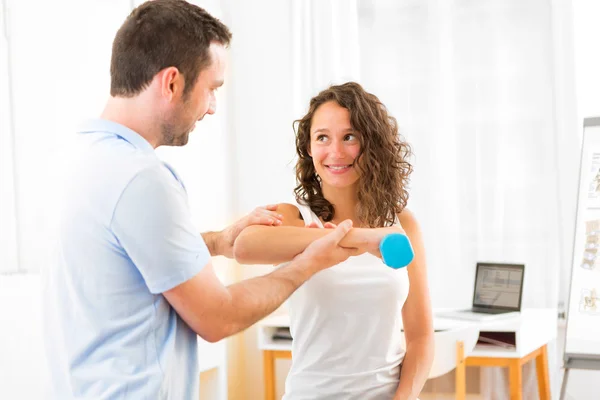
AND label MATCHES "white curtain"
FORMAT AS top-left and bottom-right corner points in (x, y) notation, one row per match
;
(358, 0), (577, 398)
(290, 0), (361, 117)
